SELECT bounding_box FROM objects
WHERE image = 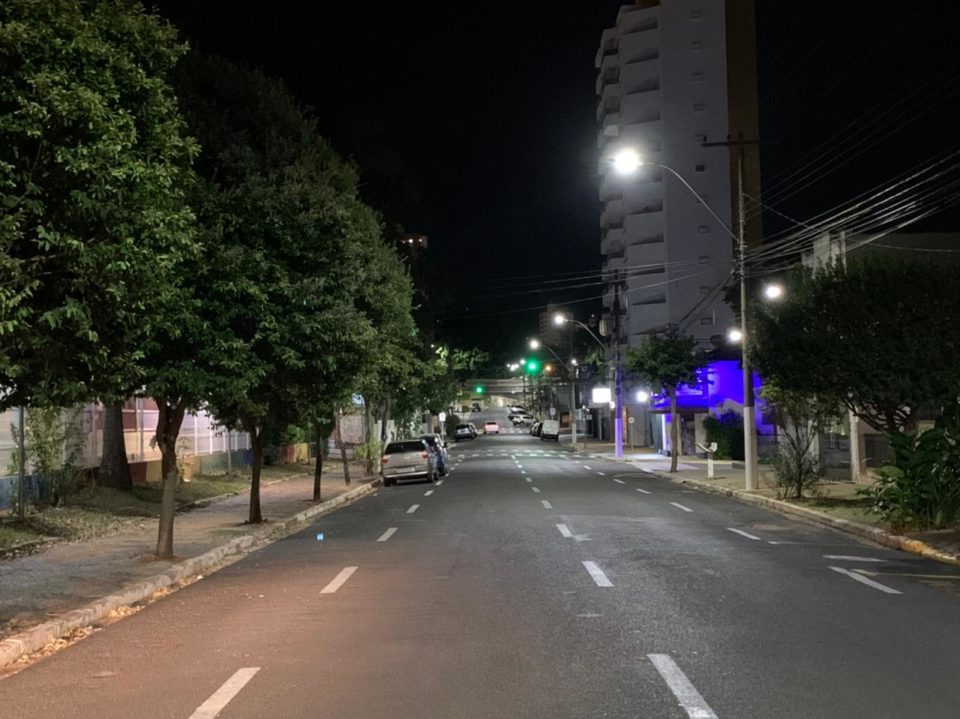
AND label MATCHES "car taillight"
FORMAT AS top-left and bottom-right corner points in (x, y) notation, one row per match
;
(422, 451), (429, 459)
(381, 457), (389, 464)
